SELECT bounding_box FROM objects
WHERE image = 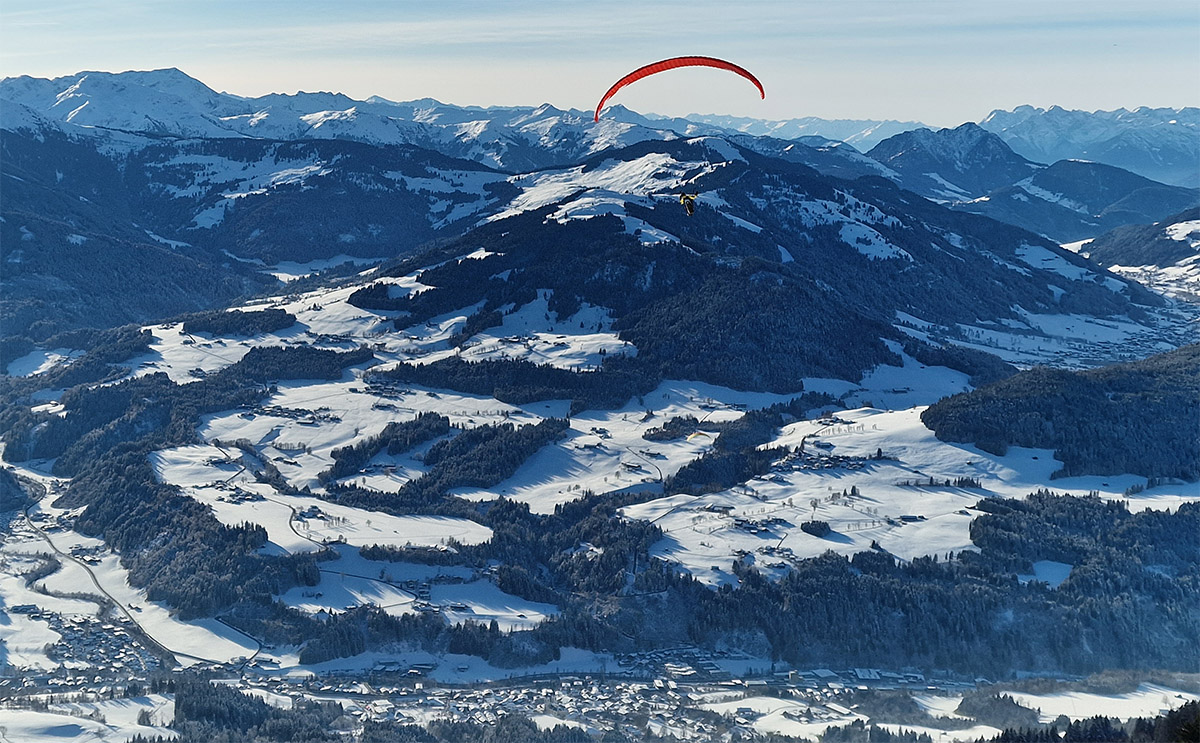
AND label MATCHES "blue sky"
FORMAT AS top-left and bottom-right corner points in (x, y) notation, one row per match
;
(2, 1), (1197, 126)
